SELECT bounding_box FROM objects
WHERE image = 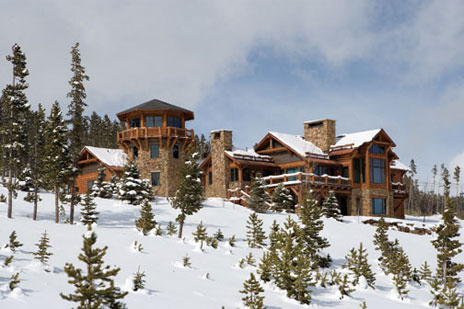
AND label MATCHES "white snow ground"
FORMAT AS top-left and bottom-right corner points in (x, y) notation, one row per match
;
(0, 186), (459, 308)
